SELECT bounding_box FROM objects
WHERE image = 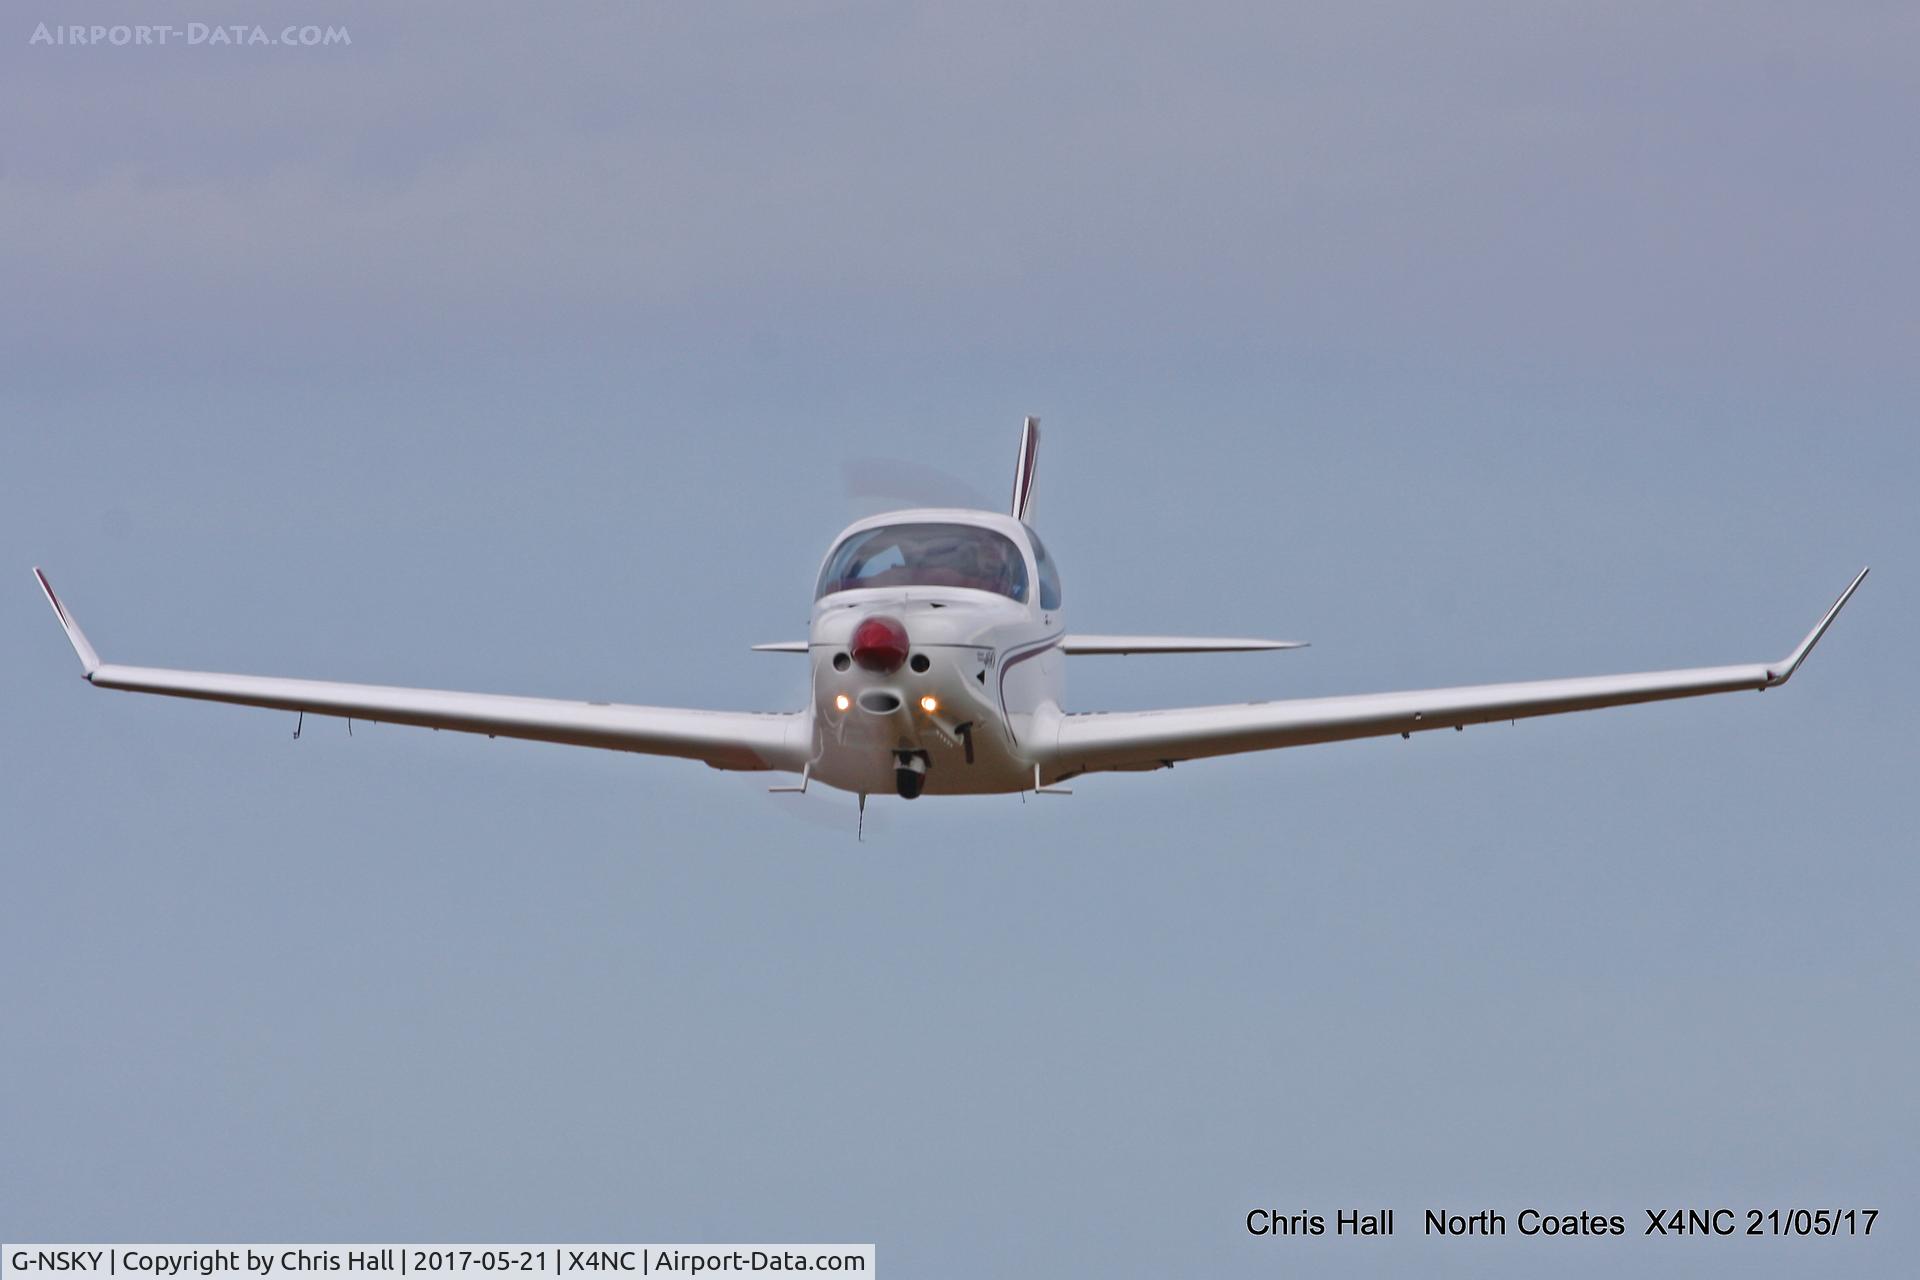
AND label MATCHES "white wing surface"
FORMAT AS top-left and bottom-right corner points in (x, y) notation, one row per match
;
(1045, 570), (1867, 778)
(34, 571), (809, 773)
